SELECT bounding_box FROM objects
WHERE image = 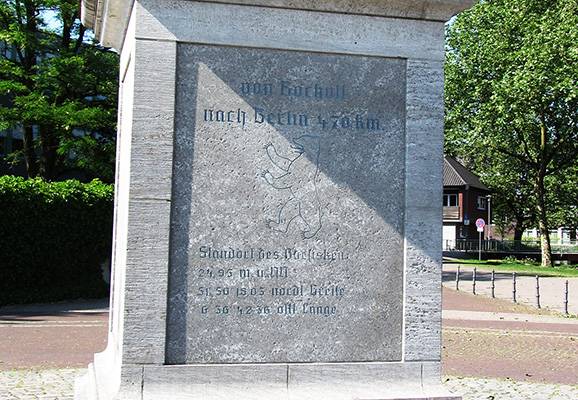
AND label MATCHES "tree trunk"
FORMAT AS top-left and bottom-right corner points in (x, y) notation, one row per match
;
(536, 173), (552, 267)
(538, 217), (552, 267)
(39, 125), (58, 180)
(19, 2), (38, 178)
(513, 225), (524, 242)
(535, 118), (553, 267)
(23, 125), (38, 178)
